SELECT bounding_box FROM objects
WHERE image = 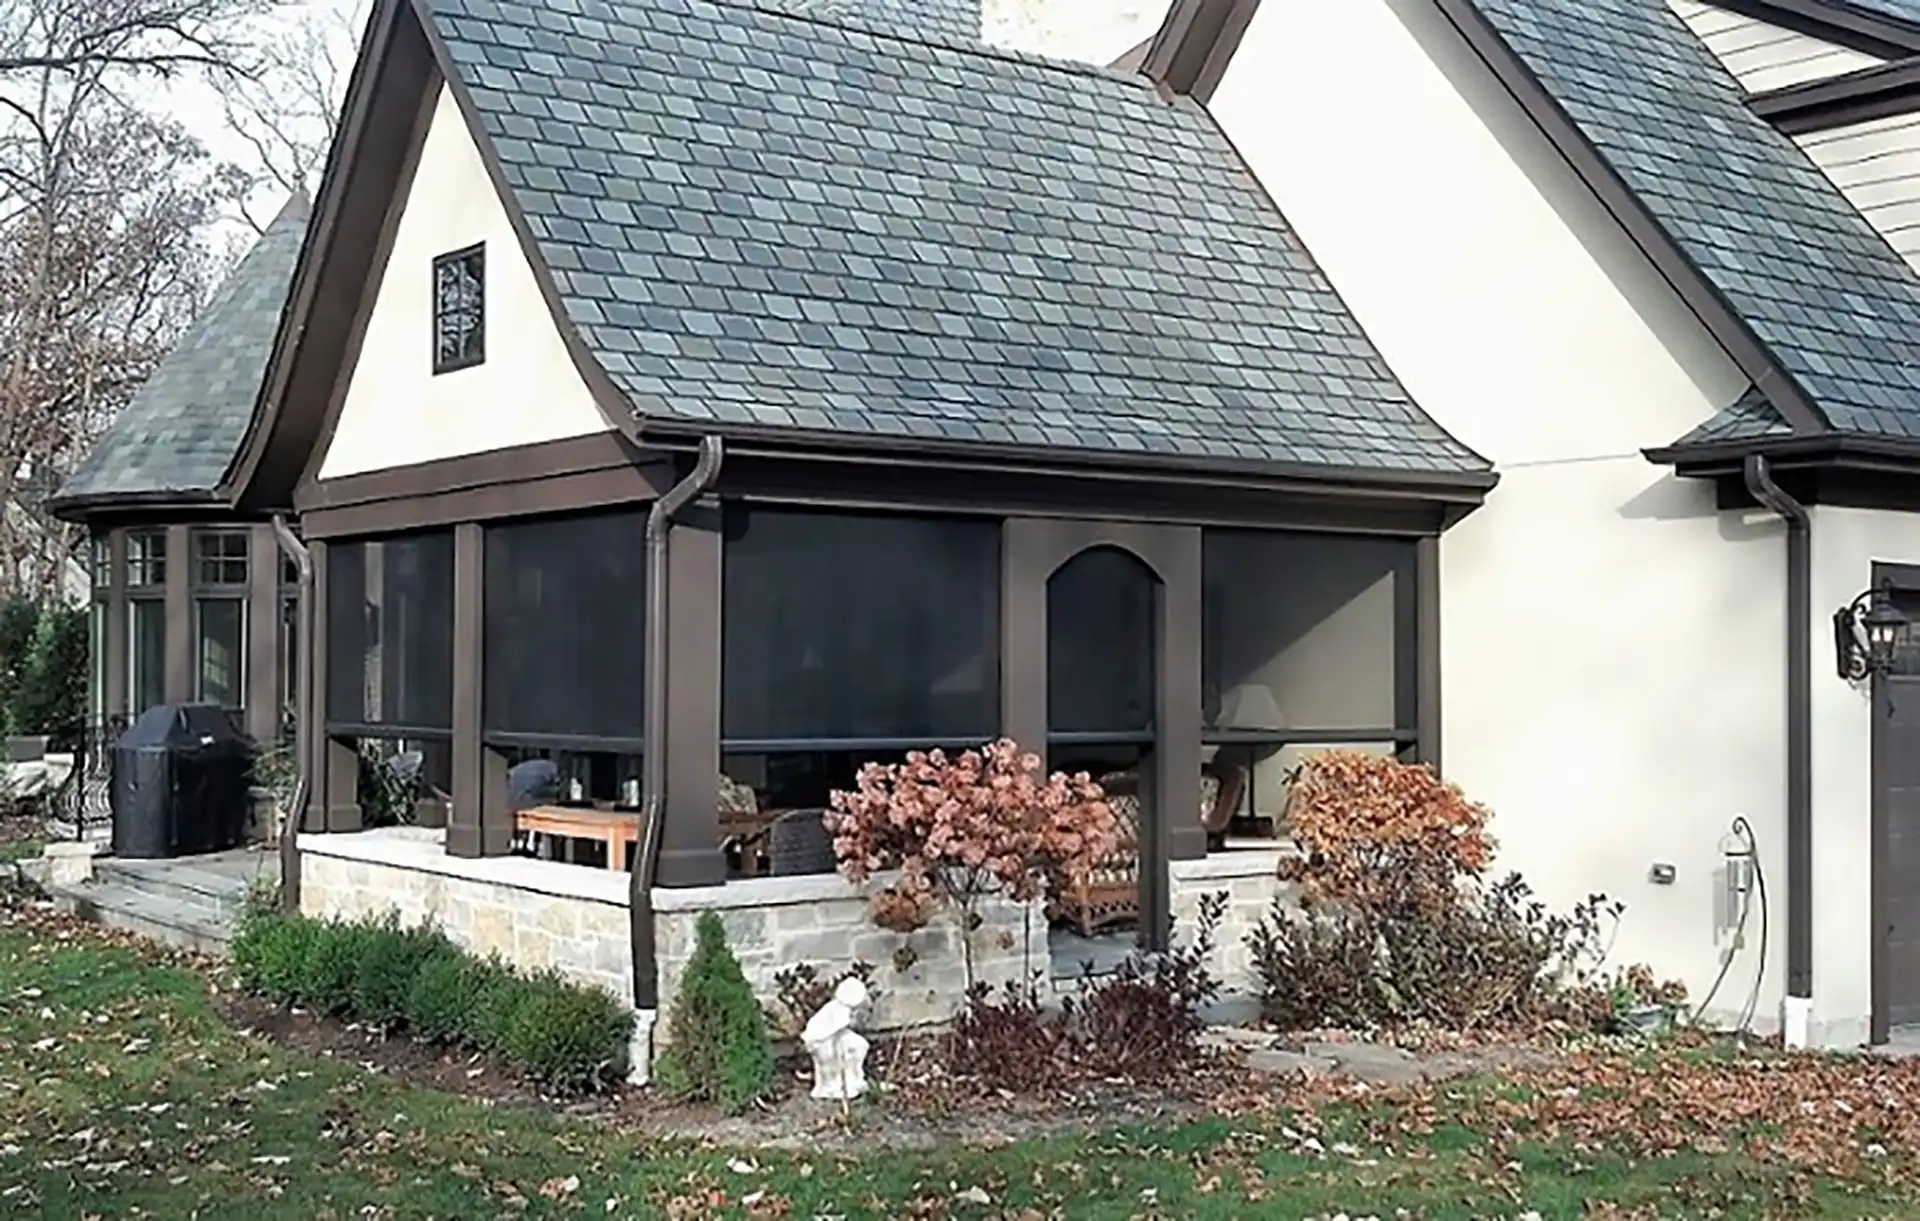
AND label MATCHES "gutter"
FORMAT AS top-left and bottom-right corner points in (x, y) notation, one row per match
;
(1744, 455), (1814, 1045)
(269, 514), (313, 914)
(629, 436), (725, 1010)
